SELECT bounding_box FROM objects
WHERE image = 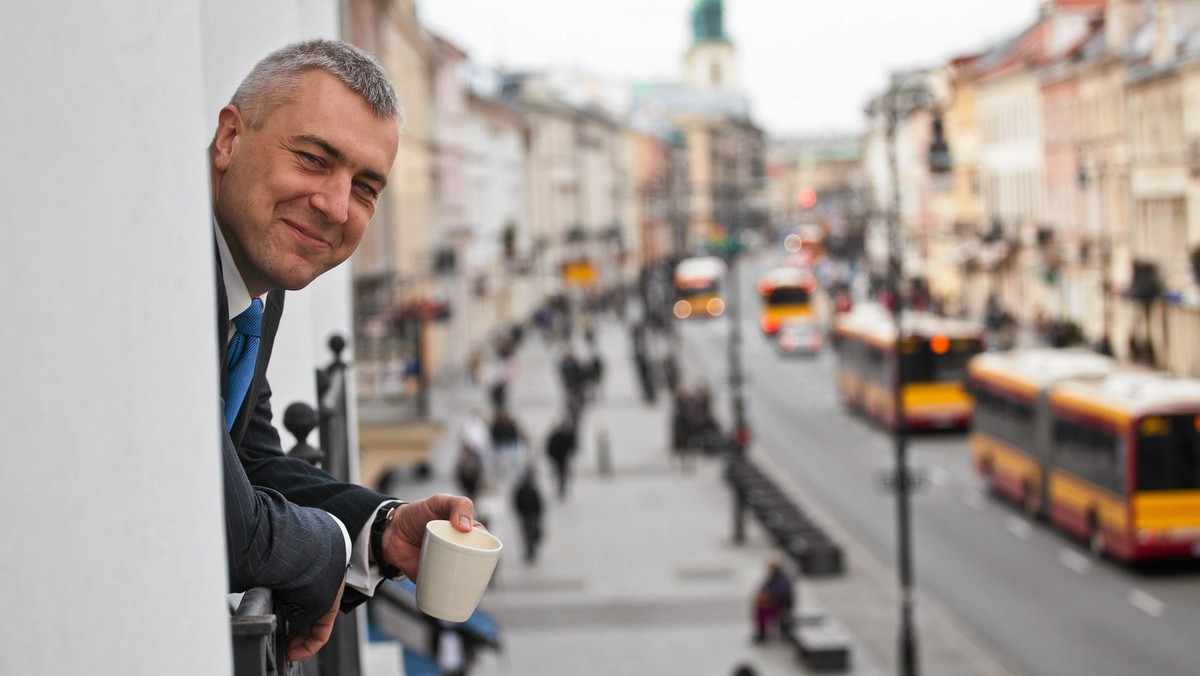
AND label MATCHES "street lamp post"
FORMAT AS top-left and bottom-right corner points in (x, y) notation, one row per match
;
(727, 218), (748, 545)
(881, 69), (952, 676)
(725, 135), (758, 546)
